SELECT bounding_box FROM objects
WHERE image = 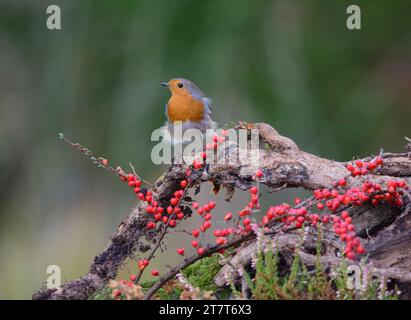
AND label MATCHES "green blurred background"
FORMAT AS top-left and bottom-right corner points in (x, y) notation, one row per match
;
(0, 0), (410, 299)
